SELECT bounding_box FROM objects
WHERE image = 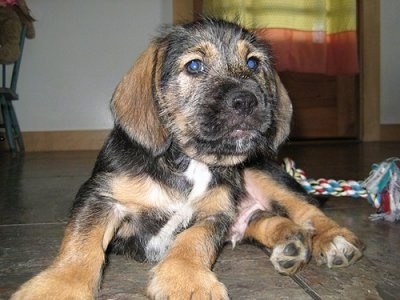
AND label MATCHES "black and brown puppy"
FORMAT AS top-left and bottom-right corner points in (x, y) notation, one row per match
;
(12, 18), (363, 299)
